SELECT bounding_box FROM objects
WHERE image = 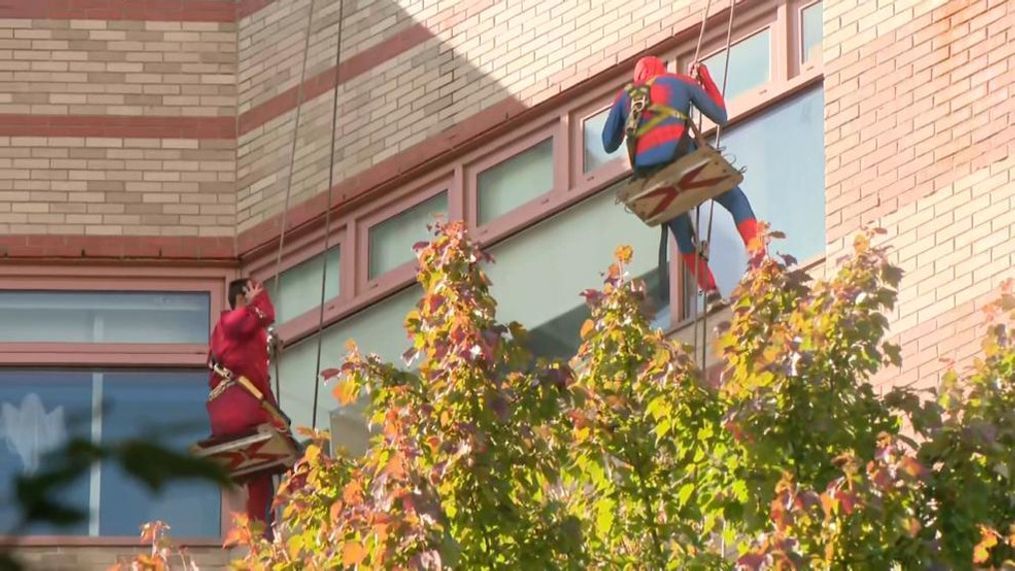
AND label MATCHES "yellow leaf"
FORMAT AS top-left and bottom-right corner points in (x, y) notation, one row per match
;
(580, 319), (595, 339)
(614, 244), (633, 264)
(332, 378), (358, 406)
(343, 540), (367, 567)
